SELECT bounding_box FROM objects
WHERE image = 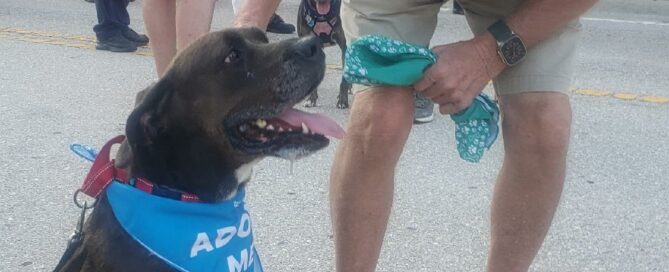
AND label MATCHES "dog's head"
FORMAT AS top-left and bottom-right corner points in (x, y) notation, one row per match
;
(311, 0), (334, 15)
(124, 28), (342, 201)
